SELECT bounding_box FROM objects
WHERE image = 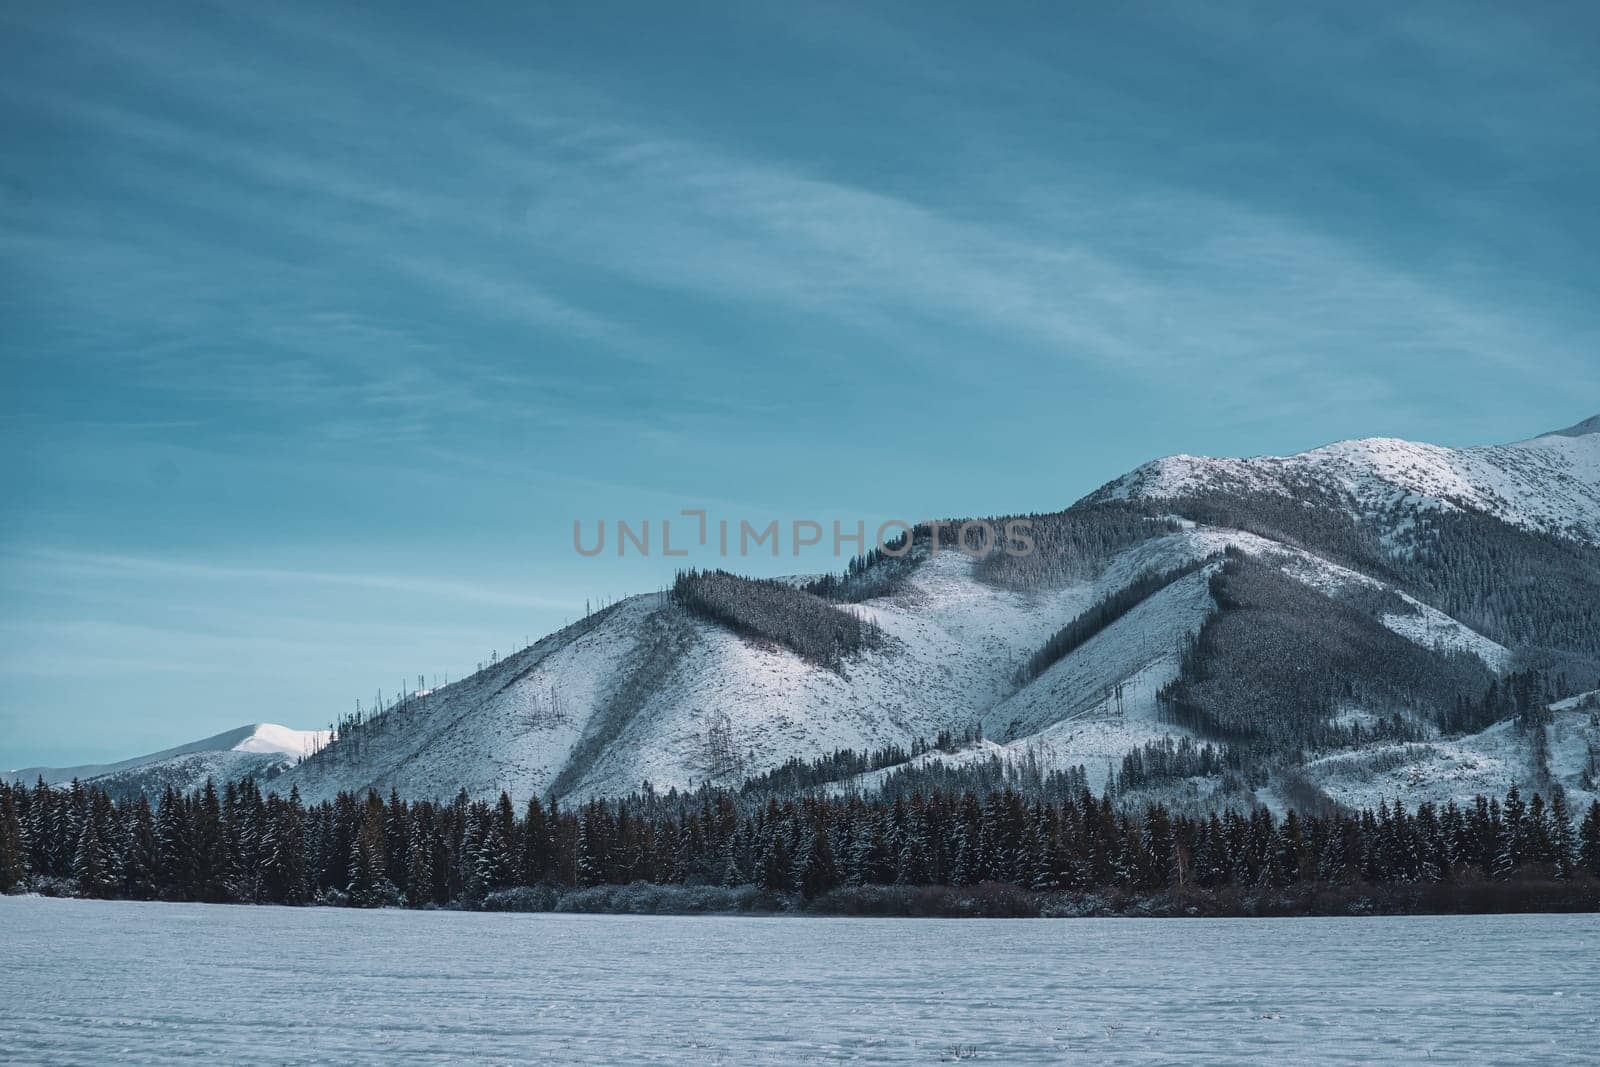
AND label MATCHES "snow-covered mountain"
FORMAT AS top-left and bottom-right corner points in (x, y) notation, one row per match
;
(22, 415), (1600, 815)
(9, 724), (329, 797)
(1084, 419), (1600, 545)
